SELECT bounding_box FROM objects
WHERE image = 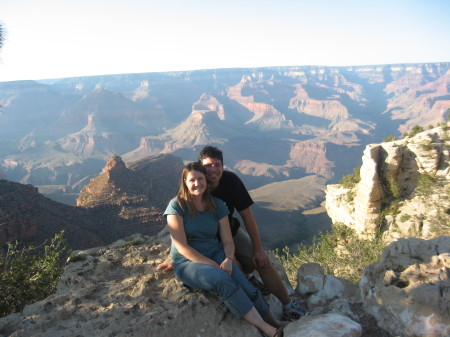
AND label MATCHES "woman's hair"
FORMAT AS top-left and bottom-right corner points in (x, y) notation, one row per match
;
(177, 162), (216, 217)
